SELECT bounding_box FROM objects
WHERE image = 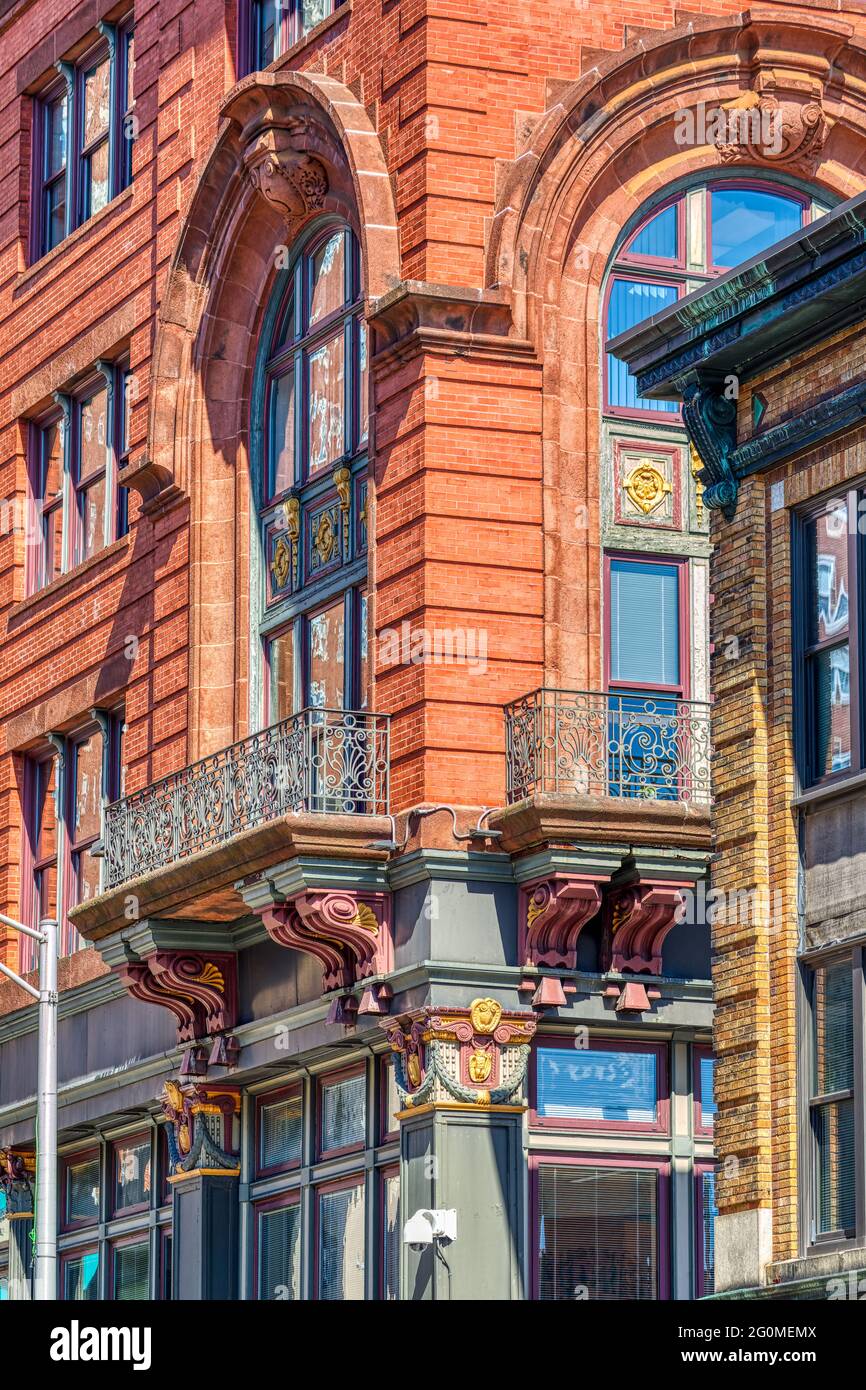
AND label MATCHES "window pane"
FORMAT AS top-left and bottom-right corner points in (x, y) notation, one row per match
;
(35, 758), (57, 862)
(269, 369), (295, 497)
(626, 203), (678, 260)
(807, 500), (849, 645)
(610, 559), (680, 687)
(814, 962), (854, 1095)
(44, 178), (66, 252)
(303, 0), (331, 30)
(711, 187), (801, 268)
(536, 1046), (658, 1123)
(308, 599), (345, 709)
(308, 332), (345, 470)
(537, 1165), (658, 1300)
(73, 848), (101, 910)
(113, 1137), (151, 1212)
(254, 0), (278, 64)
(699, 1053), (716, 1129)
(258, 1203), (301, 1299)
(79, 475), (107, 562)
(125, 33), (135, 113)
(321, 1072), (365, 1152)
(161, 1234), (172, 1299)
(358, 590), (369, 710)
(114, 1241), (149, 1300)
(816, 1100), (856, 1234)
(358, 318), (368, 442)
(318, 1183), (365, 1299)
(270, 628), (296, 721)
(309, 232), (346, 326)
(66, 1156), (100, 1225)
(810, 644), (851, 777)
(383, 1173), (400, 1300)
(606, 278), (678, 412)
(83, 59), (111, 147)
(42, 503), (64, 586)
(80, 389), (108, 479)
(45, 94), (67, 176)
(259, 1092), (302, 1170)
(41, 420), (63, 498)
(64, 1251), (99, 1300)
(701, 1170), (717, 1294)
(86, 140), (110, 217)
(72, 734), (102, 844)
